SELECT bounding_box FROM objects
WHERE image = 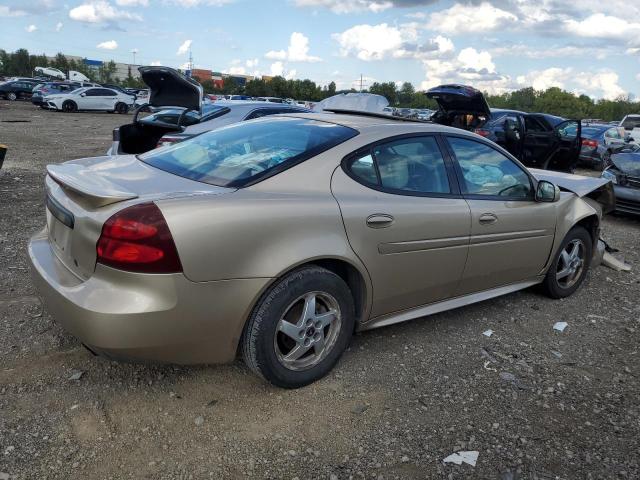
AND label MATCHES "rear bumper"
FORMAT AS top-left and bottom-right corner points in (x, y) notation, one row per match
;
(28, 228), (270, 364)
(613, 185), (640, 215)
